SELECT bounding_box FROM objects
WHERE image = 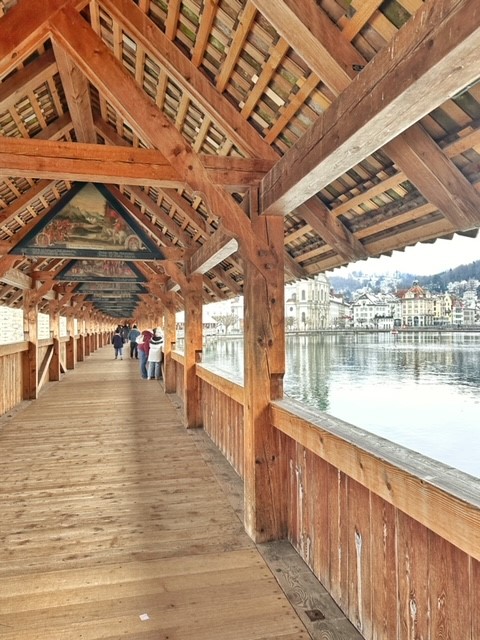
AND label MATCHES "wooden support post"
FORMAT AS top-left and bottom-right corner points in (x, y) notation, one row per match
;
(22, 290), (38, 400)
(66, 314), (75, 369)
(163, 305), (177, 394)
(77, 334), (85, 362)
(48, 311), (61, 382)
(183, 274), (203, 428)
(243, 214), (287, 542)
